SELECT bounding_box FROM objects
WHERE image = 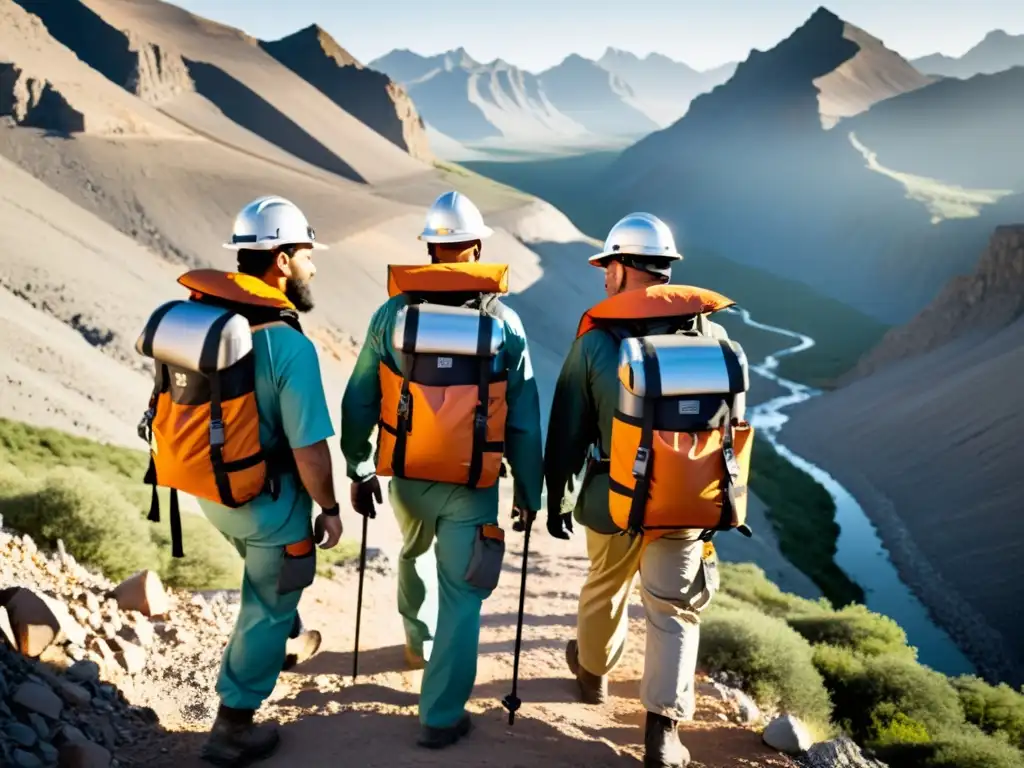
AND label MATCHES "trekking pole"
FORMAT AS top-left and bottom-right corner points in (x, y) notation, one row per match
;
(502, 512), (532, 725)
(352, 512), (369, 682)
